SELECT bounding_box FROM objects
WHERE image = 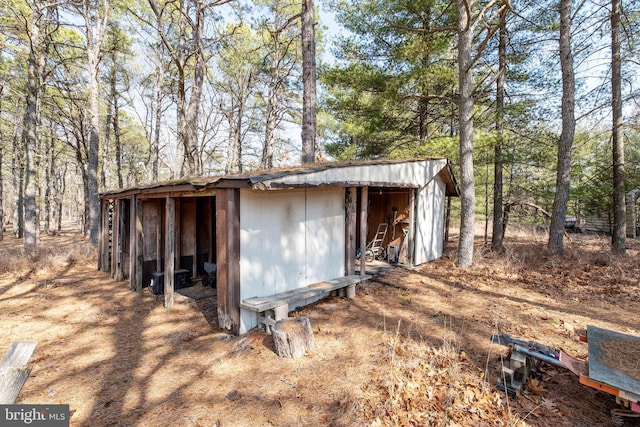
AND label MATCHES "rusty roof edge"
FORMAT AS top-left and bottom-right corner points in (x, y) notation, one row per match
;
(100, 158), (453, 197)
